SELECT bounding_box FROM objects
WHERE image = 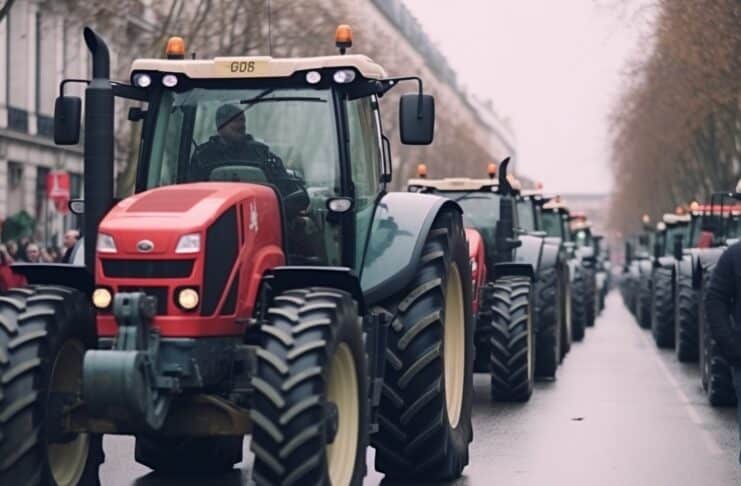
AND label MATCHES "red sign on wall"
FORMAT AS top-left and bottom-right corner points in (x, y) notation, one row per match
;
(46, 171), (71, 214)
